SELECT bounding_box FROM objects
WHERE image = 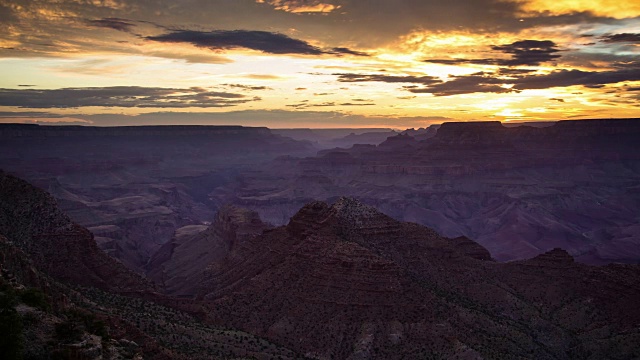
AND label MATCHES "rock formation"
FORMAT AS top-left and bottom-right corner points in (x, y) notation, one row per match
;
(0, 171), (152, 293)
(194, 197), (640, 359)
(213, 119), (640, 264)
(0, 171), (305, 359)
(147, 205), (270, 296)
(0, 123), (315, 273)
